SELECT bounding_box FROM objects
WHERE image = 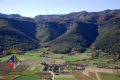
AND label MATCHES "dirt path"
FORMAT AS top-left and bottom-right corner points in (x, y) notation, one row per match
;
(95, 72), (100, 80)
(86, 67), (113, 73)
(0, 76), (5, 79)
(49, 71), (55, 80)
